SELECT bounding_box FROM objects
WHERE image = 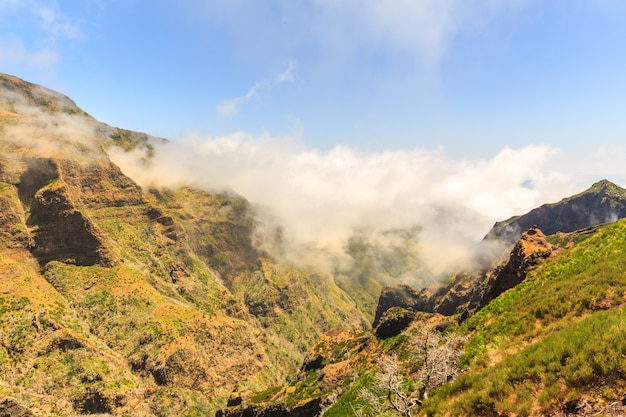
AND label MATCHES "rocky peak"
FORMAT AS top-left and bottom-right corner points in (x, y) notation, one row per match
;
(485, 179), (626, 244)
